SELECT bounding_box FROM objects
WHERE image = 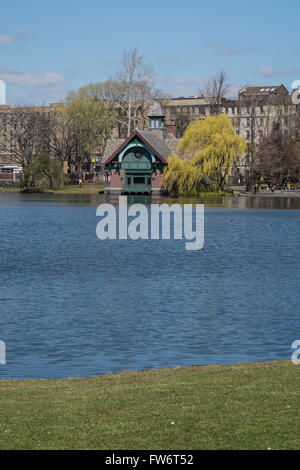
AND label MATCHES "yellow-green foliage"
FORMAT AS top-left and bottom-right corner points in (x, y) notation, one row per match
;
(58, 96), (115, 155)
(164, 115), (246, 194)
